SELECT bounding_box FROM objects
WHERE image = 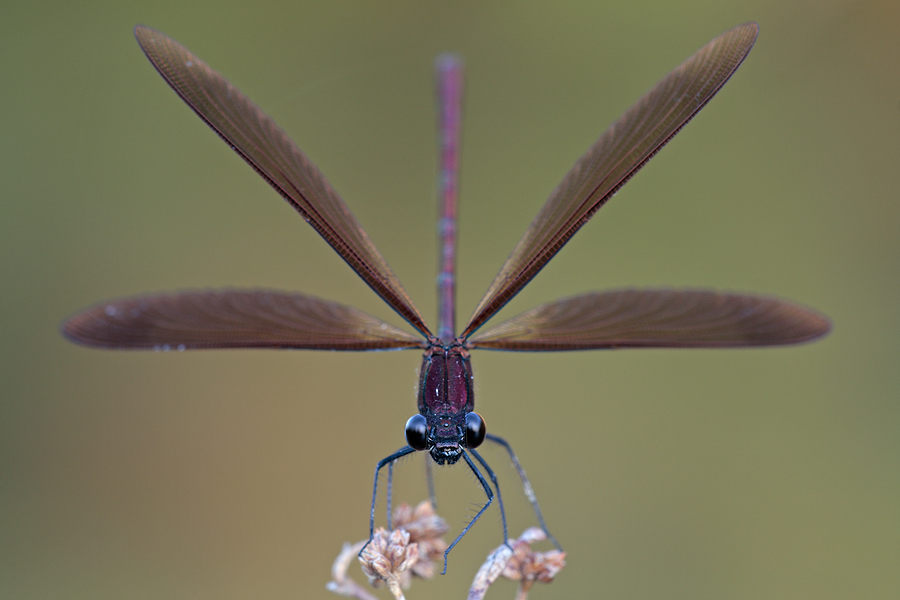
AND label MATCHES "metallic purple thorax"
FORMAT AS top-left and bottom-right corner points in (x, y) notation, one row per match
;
(418, 340), (473, 464)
